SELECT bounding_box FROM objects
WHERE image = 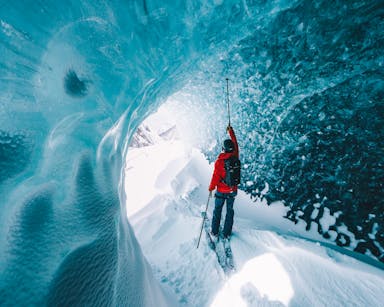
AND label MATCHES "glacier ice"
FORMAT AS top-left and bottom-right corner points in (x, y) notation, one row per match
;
(0, 0), (383, 305)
